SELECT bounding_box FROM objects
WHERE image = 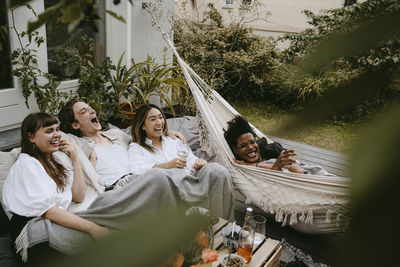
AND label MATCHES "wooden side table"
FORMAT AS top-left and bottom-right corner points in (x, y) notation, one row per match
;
(211, 218), (282, 267)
